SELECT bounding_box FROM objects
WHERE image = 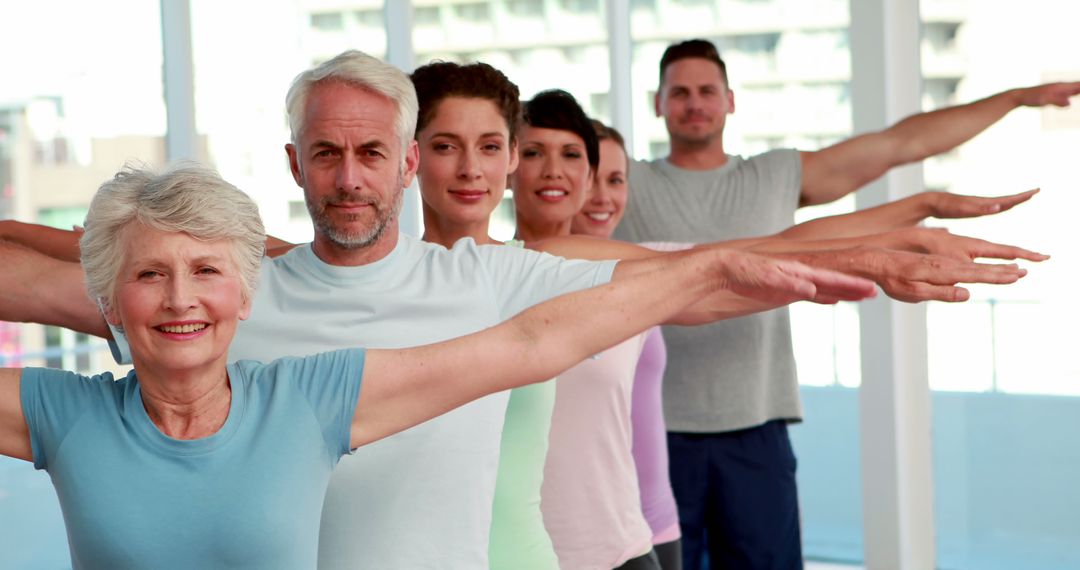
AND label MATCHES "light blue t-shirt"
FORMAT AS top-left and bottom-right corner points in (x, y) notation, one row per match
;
(20, 349), (365, 570)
